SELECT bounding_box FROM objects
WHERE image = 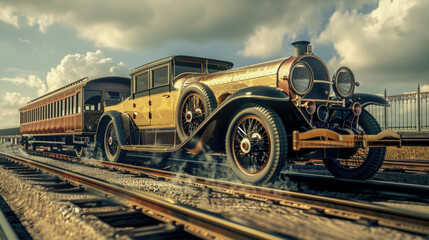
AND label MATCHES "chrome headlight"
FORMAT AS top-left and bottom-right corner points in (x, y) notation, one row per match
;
(333, 67), (355, 98)
(290, 62), (314, 96)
